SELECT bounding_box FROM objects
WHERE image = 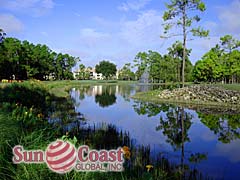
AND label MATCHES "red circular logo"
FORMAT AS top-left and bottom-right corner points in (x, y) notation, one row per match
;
(46, 140), (77, 173)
